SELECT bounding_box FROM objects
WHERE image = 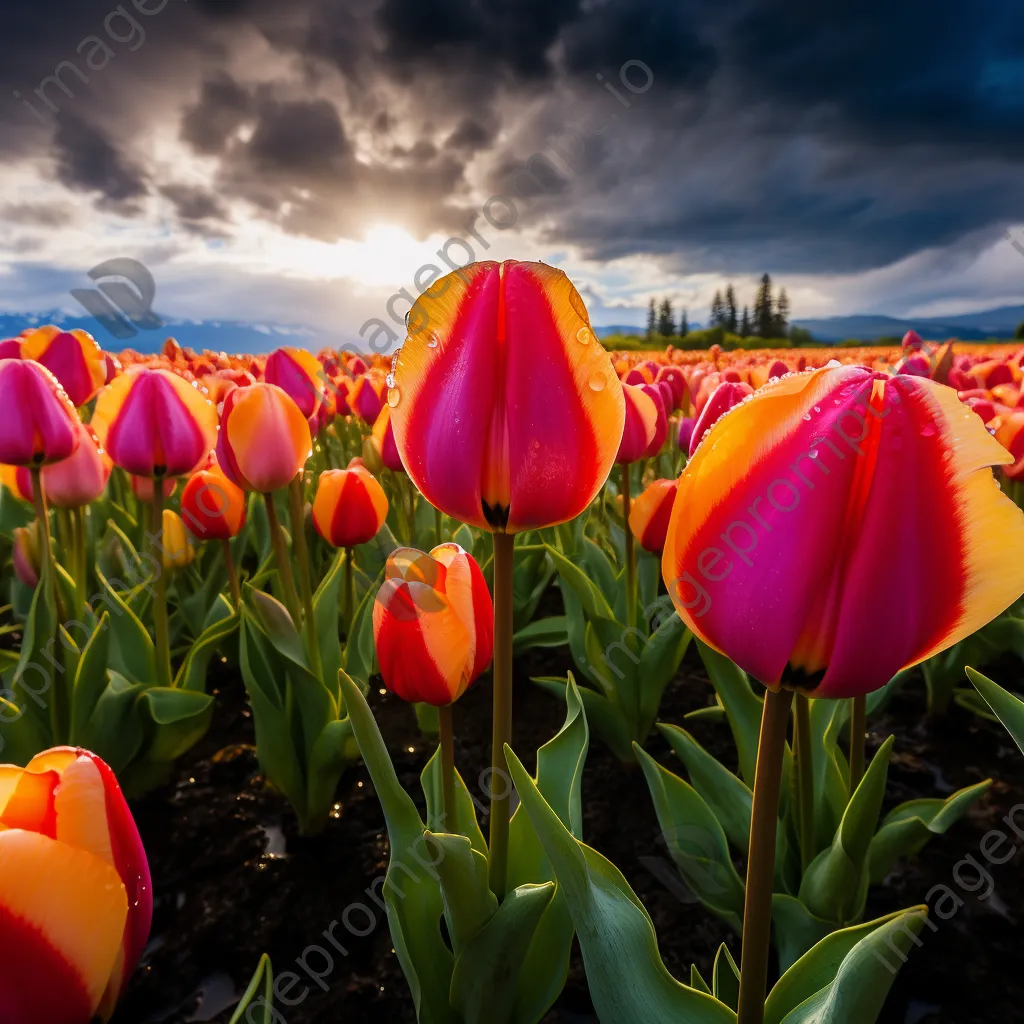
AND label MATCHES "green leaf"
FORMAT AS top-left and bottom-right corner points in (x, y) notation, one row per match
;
(637, 615), (691, 734)
(138, 687), (215, 763)
(505, 746), (736, 1024)
(69, 613), (111, 745)
(868, 779), (991, 883)
(513, 615), (569, 654)
(342, 569), (381, 691)
(313, 548), (346, 701)
(248, 587), (310, 675)
(450, 882), (556, 1024)
(545, 543), (615, 621)
(421, 748), (488, 856)
(173, 611), (240, 693)
(657, 723), (752, 854)
(799, 737), (894, 924)
(431, 832), (497, 953)
(228, 953), (275, 1024)
(967, 667), (1024, 754)
(634, 743), (746, 932)
(764, 906), (930, 1024)
(94, 566), (157, 685)
(771, 894), (837, 976)
(695, 640), (764, 786)
(82, 671), (145, 774)
(338, 671), (456, 1024)
(690, 965), (712, 995)
(712, 943), (740, 1012)
(533, 677), (634, 764)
